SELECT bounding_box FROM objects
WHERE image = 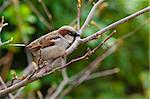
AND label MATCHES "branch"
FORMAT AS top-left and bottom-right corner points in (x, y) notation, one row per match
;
(13, 87), (24, 99)
(0, 37), (13, 46)
(57, 30), (116, 71)
(0, 0), (11, 13)
(37, 90), (44, 99)
(24, 0), (52, 30)
(0, 76), (14, 99)
(87, 68), (119, 80)
(61, 23), (148, 96)
(78, 0), (104, 35)
(64, 20), (150, 92)
(0, 16), (8, 32)
(81, 6), (150, 43)
(0, 16), (8, 43)
(77, 0), (82, 30)
(60, 68), (119, 97)
(38, 0), (52, 22)
(0, 16), (14, 46)
(49, 80), (68, 99)
(73, 17), (149, 84)
(70, 42), (119, 86)
(66, 7), (150, 55)
(8, 43), (25, 47)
